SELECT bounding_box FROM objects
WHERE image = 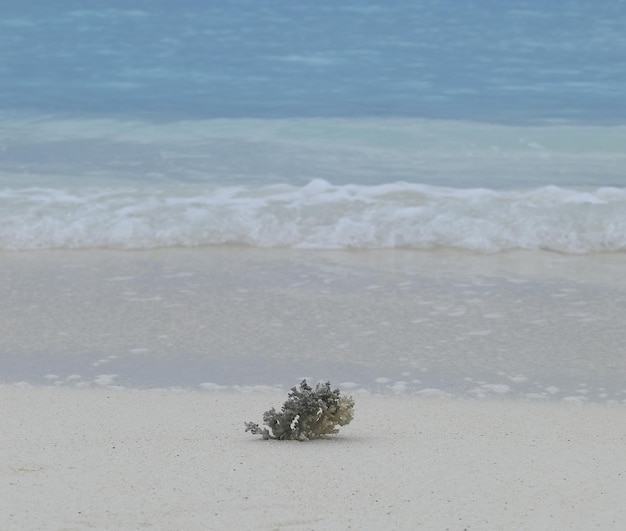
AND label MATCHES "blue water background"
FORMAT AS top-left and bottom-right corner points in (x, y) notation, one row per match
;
(2, 0), (625, 123)
(1, 1), (625, 251)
